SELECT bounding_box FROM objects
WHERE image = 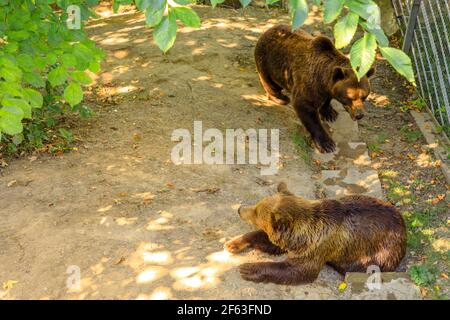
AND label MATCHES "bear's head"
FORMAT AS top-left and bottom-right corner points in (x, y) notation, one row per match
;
(330, 67), (375, 121)
(238, 182), (310, 247)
